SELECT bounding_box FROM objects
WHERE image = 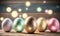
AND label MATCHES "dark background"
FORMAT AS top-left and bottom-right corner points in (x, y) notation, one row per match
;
(0, 0), (60, 29)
